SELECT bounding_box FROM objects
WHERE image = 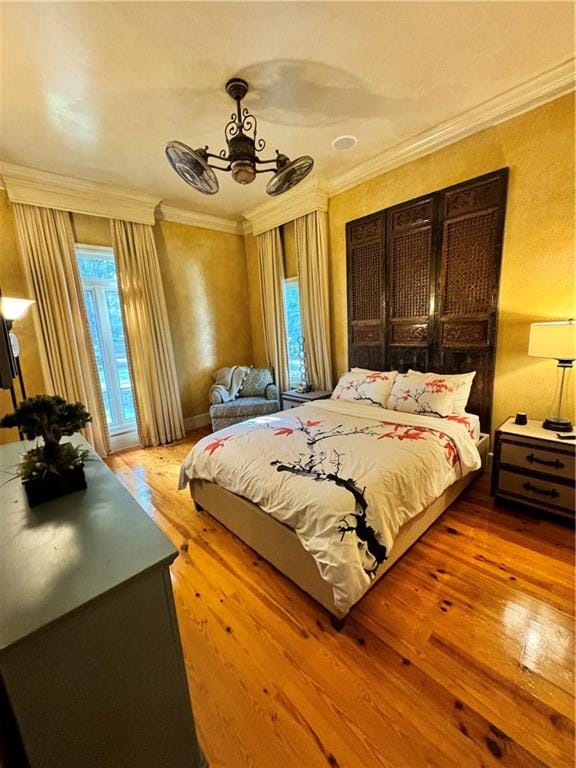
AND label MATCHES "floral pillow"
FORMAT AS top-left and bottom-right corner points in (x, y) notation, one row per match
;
(407, 369), (476, 414)
(331, 371), (398, 408)
(387, 373), (456, 417)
